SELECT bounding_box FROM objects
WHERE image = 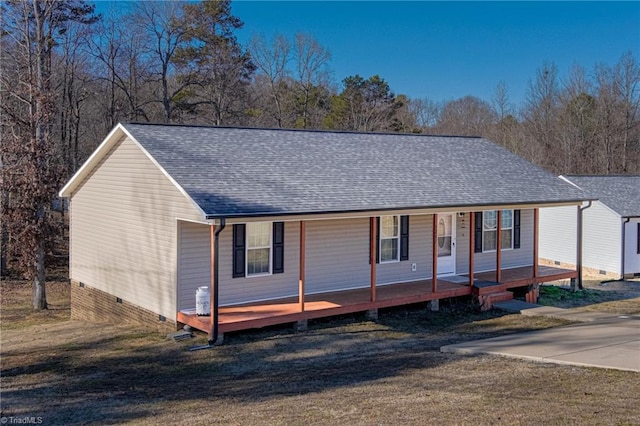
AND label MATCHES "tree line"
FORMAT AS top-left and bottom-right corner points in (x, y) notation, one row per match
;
(1, 0), (638, 307)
